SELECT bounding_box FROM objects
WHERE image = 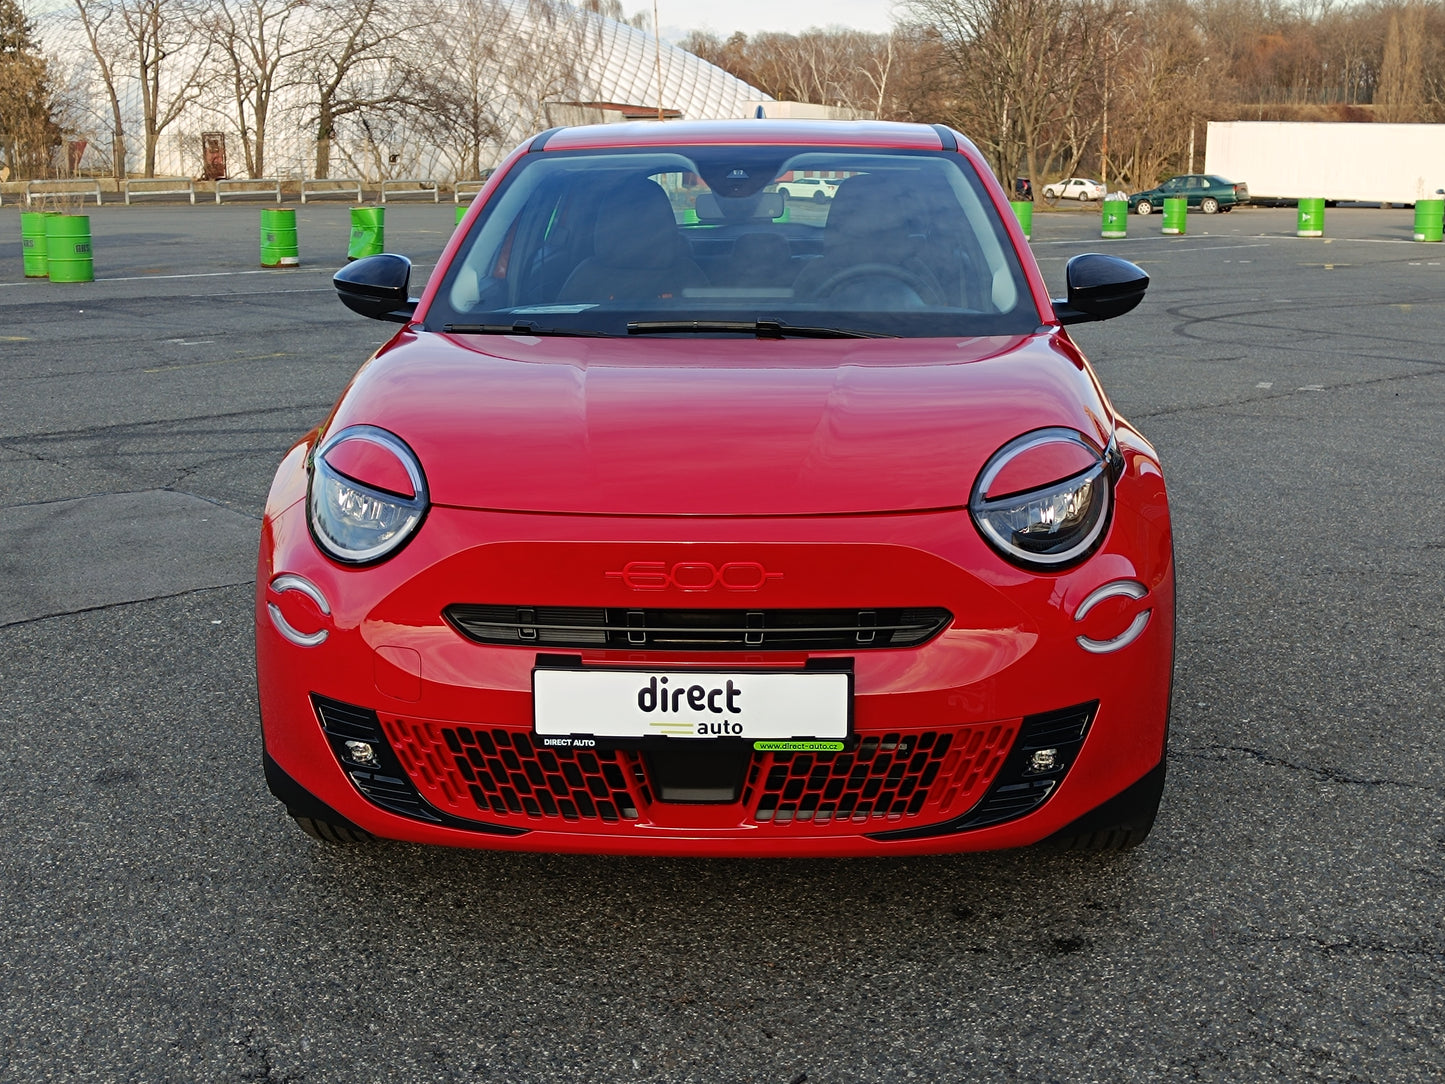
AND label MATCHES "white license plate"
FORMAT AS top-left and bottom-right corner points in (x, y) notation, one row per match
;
(533, 669), (851, 743)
